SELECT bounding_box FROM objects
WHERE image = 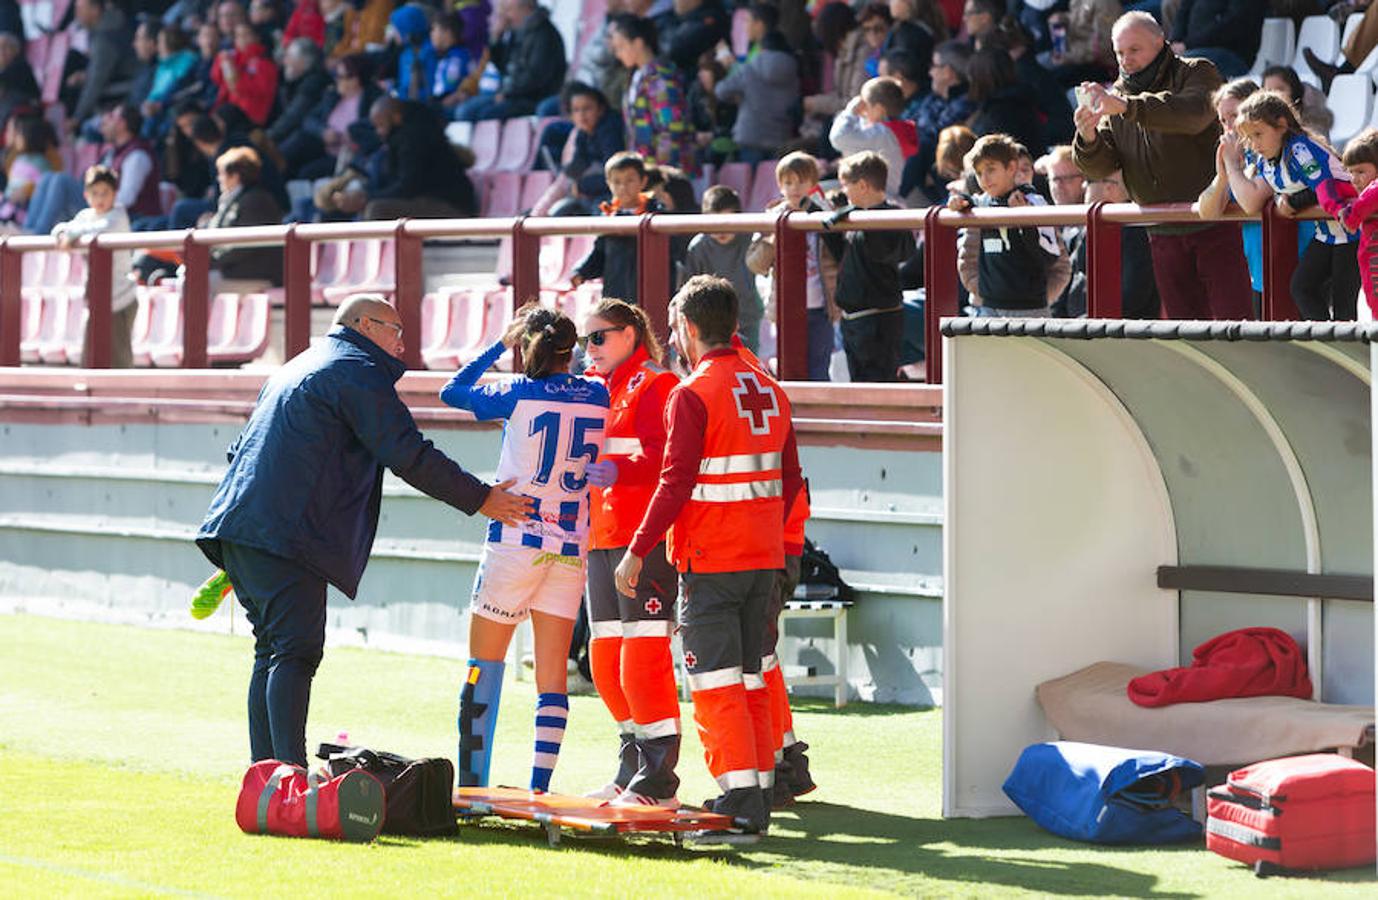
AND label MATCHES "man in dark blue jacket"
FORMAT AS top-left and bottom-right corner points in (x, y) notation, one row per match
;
(197, 295), (530, 766)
